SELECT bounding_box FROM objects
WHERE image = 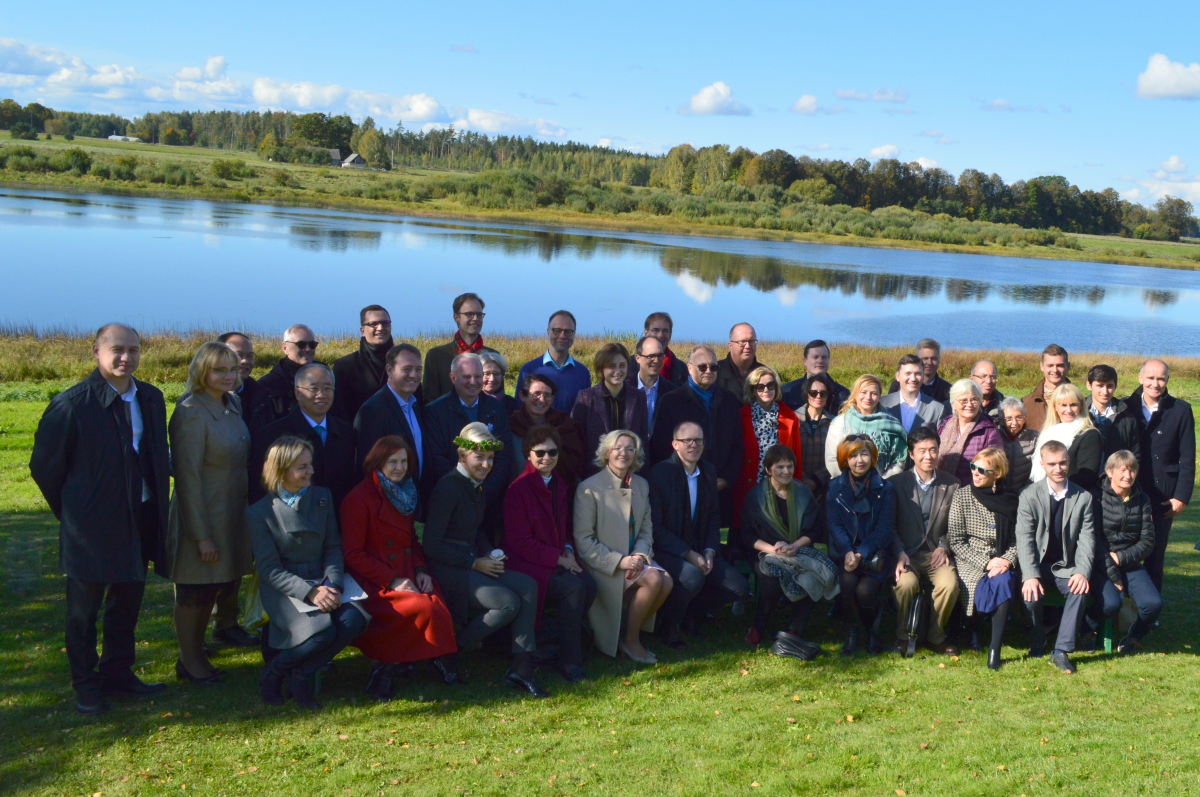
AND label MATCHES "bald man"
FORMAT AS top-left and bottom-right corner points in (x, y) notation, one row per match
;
(717, 322), (766, 405)
(30, 324), (170, 715)
(252, 324), (319, 428)
(970, 360), (1005, 420)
